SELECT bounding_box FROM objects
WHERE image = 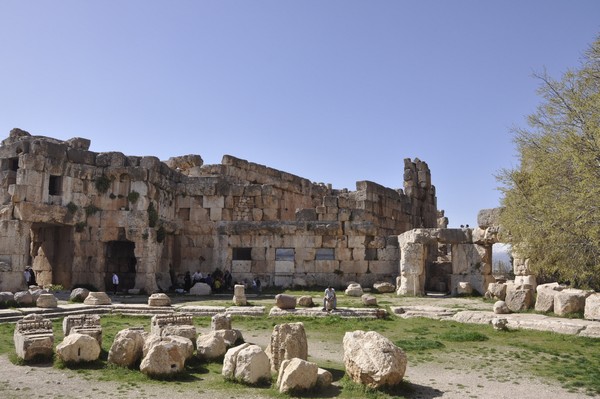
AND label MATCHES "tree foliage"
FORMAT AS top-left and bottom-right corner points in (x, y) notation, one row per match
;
(497, 36), (600, 289)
